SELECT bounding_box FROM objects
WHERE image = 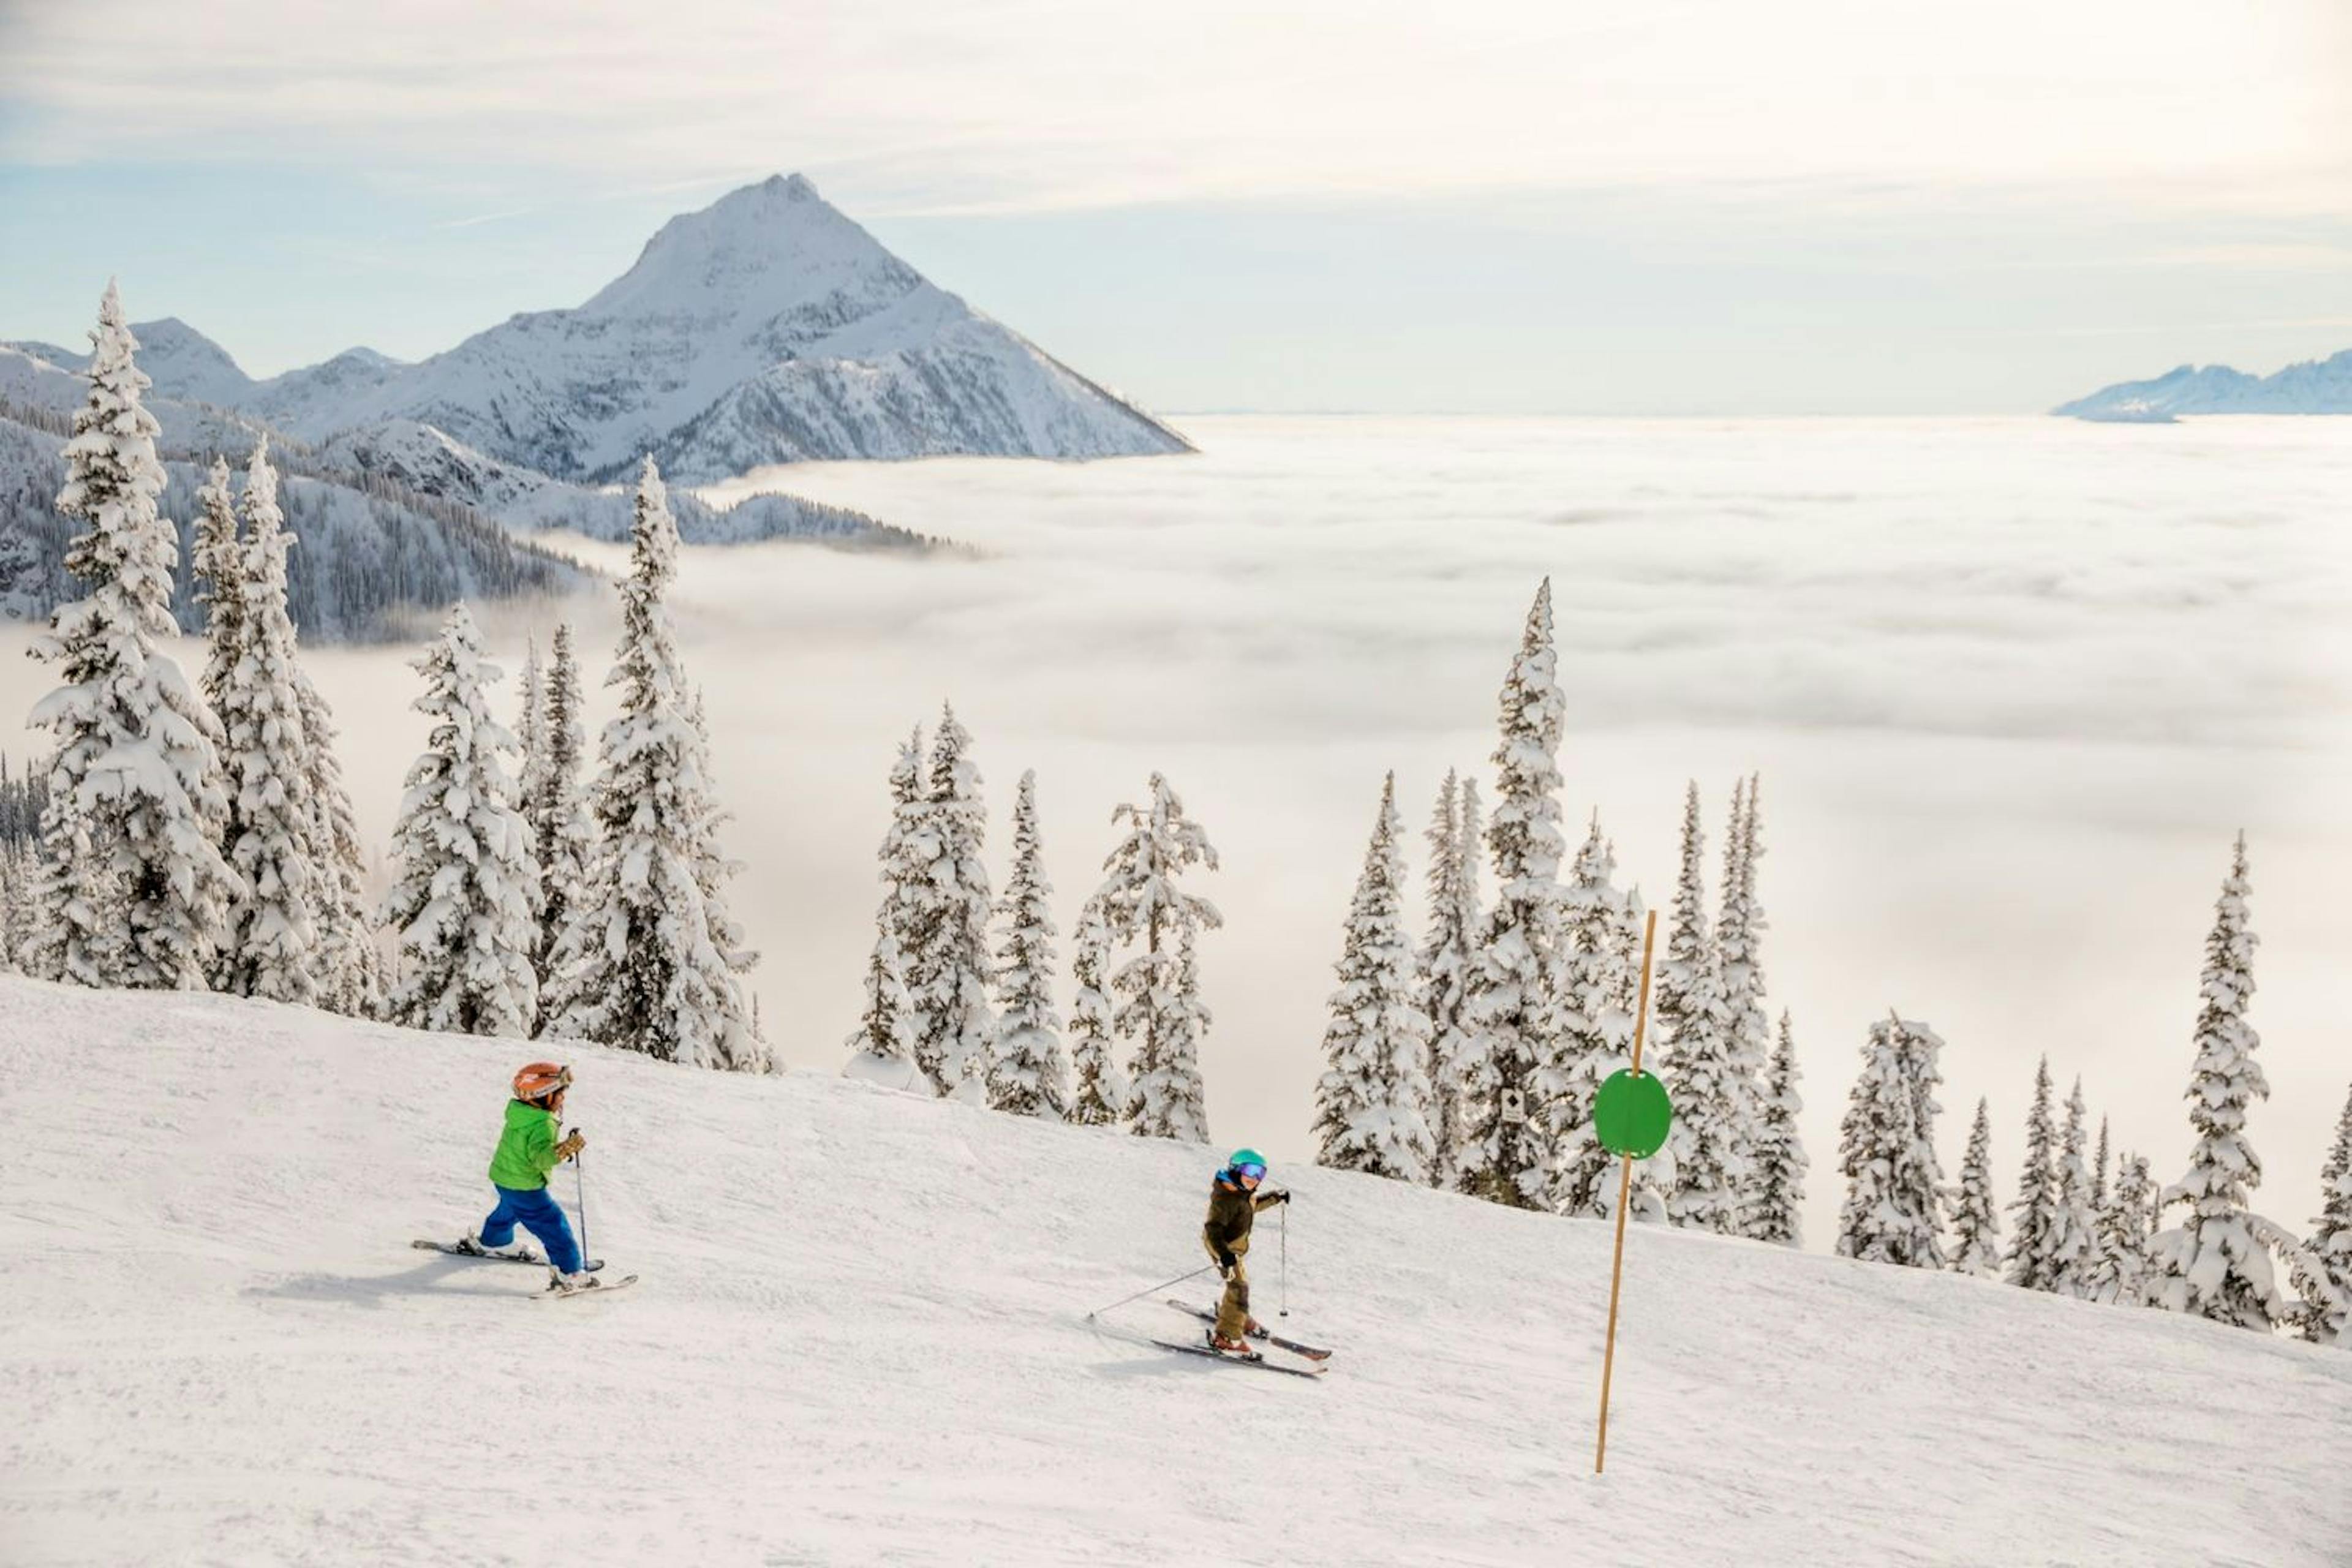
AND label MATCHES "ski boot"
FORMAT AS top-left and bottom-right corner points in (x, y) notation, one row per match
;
(546, 1268), (601, 1295)
(455, 1234), (538, 1262)
(1205, 1329), (1262, 1360)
